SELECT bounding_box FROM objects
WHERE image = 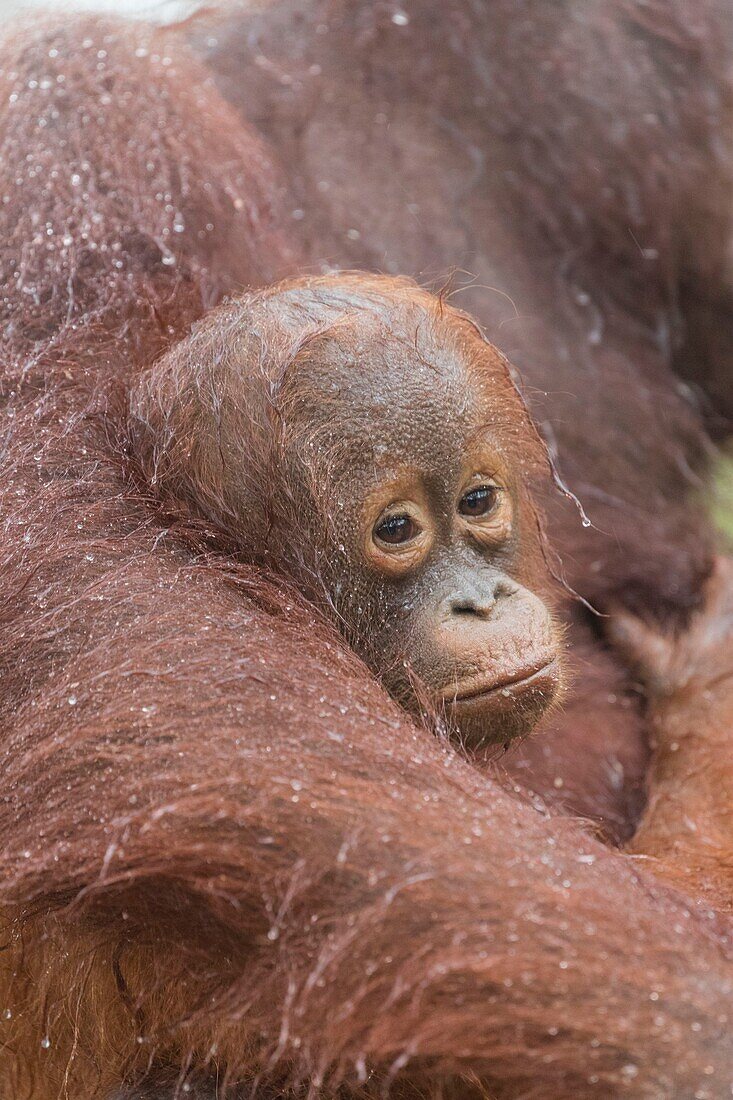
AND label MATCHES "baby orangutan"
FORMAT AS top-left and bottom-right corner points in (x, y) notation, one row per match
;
(131, 273), (564, 748)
